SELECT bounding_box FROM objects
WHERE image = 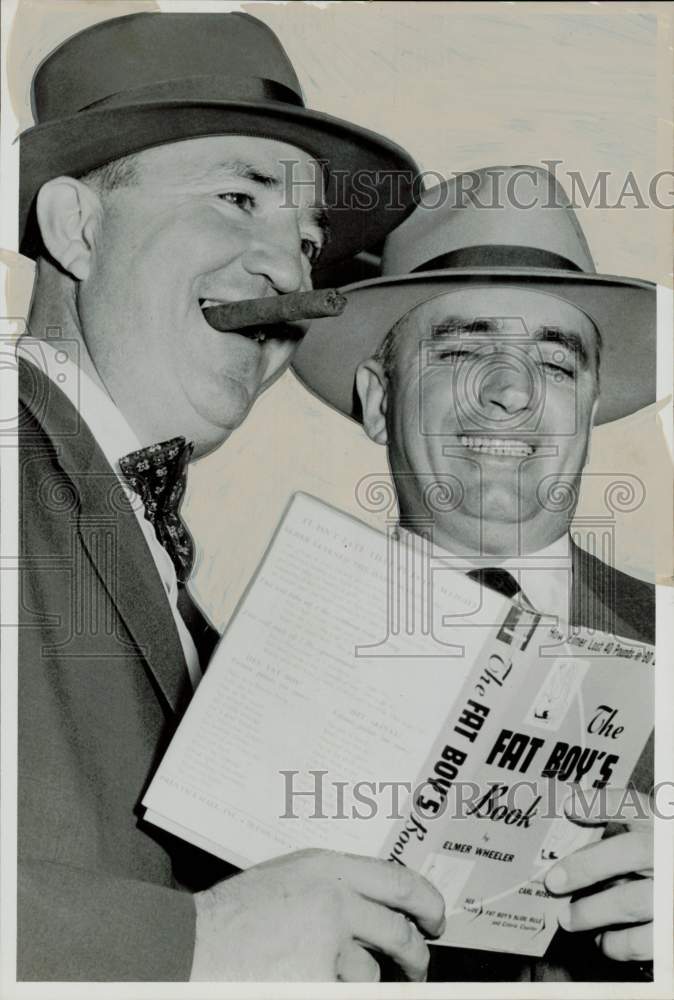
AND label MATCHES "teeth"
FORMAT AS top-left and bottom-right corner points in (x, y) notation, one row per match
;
(459, 435), (534, 456)
(200, 299), (226, 309)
